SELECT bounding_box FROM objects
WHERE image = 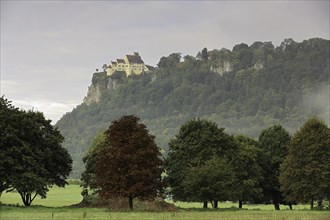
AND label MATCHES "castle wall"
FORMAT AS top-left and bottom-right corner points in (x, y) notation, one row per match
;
(106, 54), (147, 76)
